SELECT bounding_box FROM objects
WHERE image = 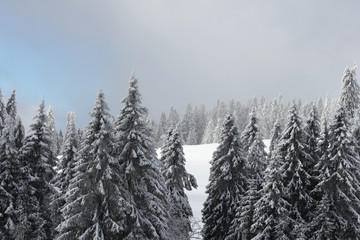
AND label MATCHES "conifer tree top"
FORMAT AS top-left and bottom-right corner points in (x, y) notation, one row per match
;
(339, 65), (359, 118)
(6, 88), (17, 119)
(241, 108), (260, 151)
